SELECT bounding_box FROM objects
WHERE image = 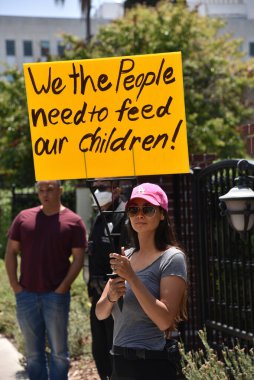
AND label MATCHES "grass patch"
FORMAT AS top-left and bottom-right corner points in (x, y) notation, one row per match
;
(0, 259), (92, 359)
(0, 259), (21, 341)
